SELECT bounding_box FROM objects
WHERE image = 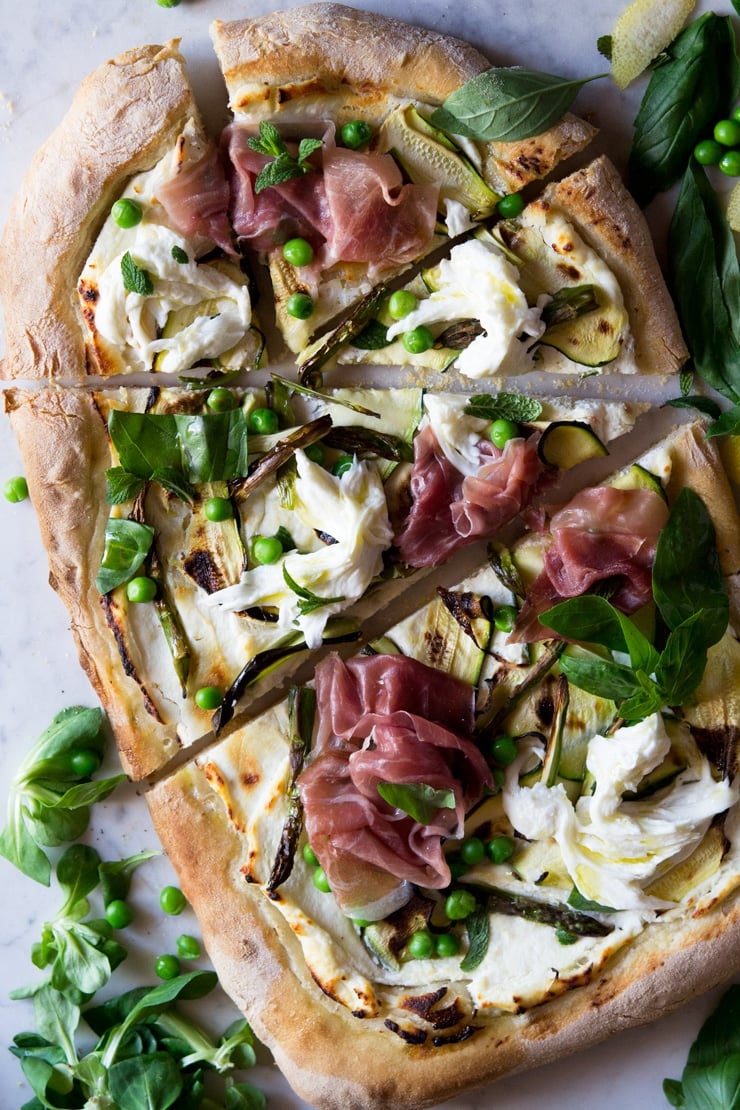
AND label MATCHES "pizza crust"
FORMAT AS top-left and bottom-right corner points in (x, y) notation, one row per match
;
(211, 2), (597, 194)
(0, 41), (196, 382)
